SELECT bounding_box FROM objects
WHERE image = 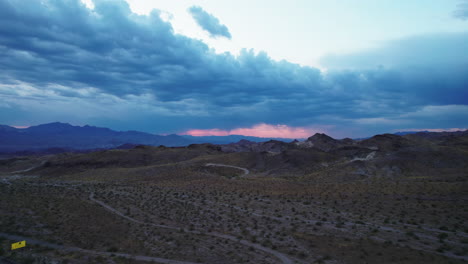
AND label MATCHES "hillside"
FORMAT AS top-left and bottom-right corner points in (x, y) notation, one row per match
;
(22, 130), (468, 181)
(0, 131), (467, 264)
